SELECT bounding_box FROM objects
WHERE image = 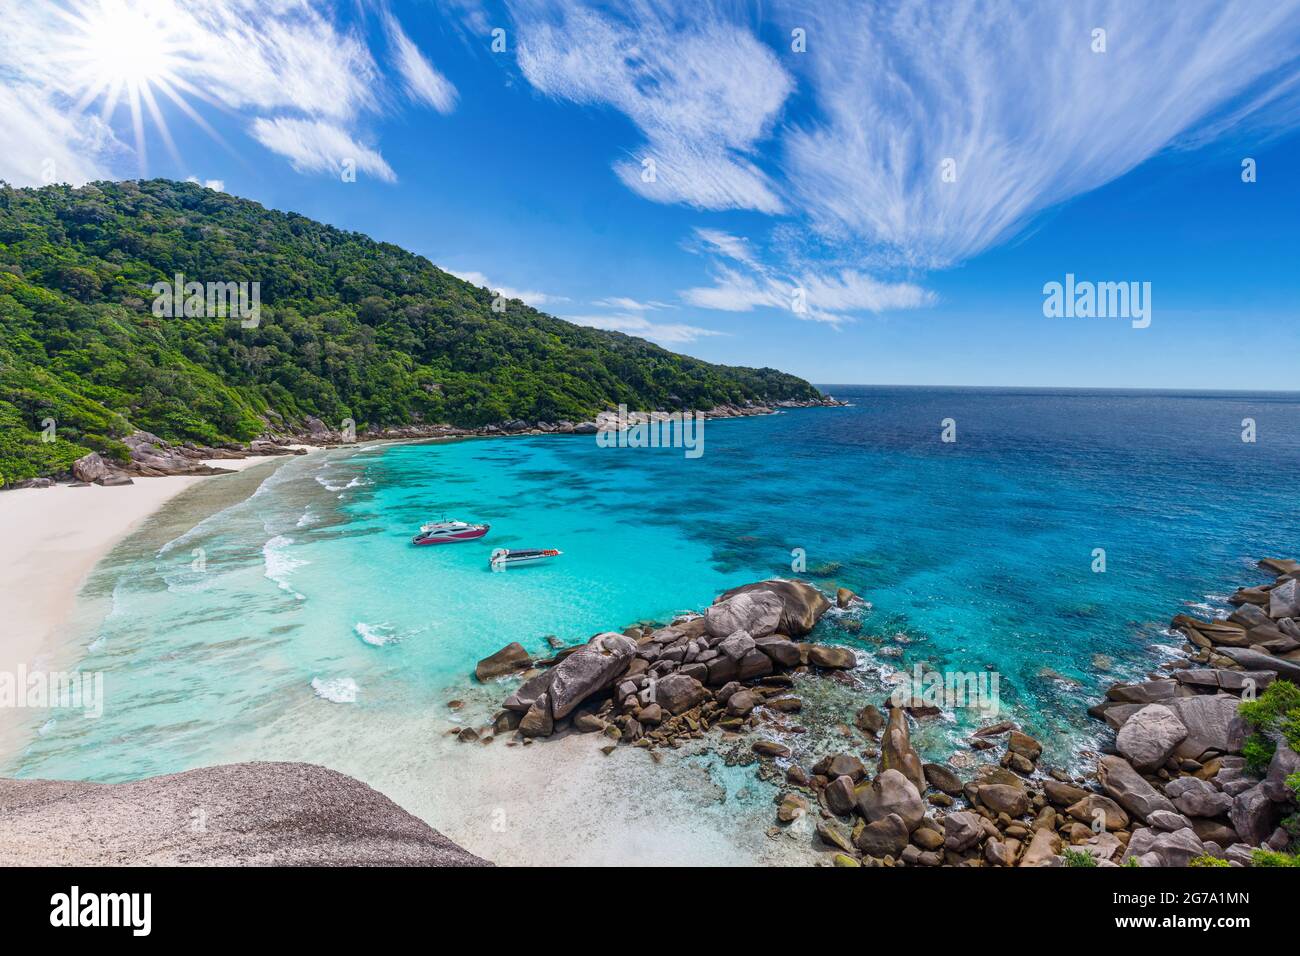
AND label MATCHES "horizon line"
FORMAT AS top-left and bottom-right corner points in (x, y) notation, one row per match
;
(811, 383), (1300, 395)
